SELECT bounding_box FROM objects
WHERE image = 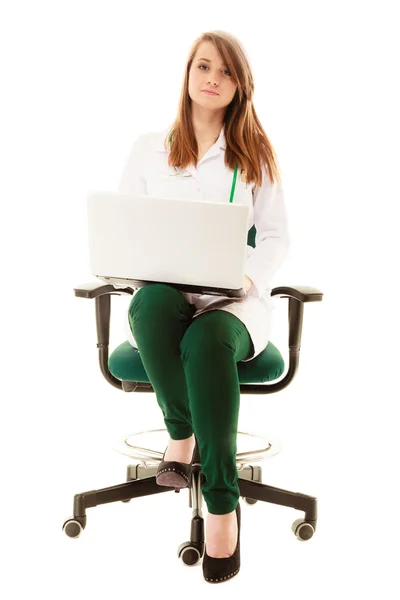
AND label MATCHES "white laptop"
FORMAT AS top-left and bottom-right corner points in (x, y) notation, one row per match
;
(87, 191), (250, 298)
